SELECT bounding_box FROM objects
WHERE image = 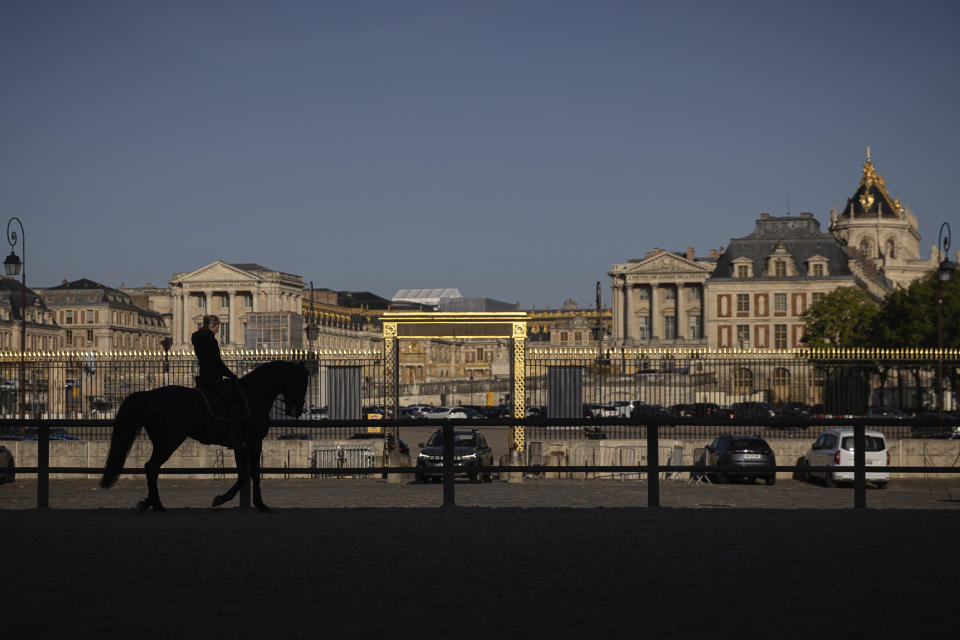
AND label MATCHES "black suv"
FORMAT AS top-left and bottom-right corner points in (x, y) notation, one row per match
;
(416, 429), (494, 483)
(703, 434), (776, 485)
